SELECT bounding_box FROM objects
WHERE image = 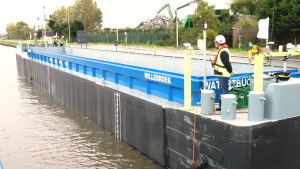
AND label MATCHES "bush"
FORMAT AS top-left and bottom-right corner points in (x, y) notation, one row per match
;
(156, 40), (166, 46)
(197, 29), (218, 48)
(165, 39), (175, 46)
(119, 40), (125, 45)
